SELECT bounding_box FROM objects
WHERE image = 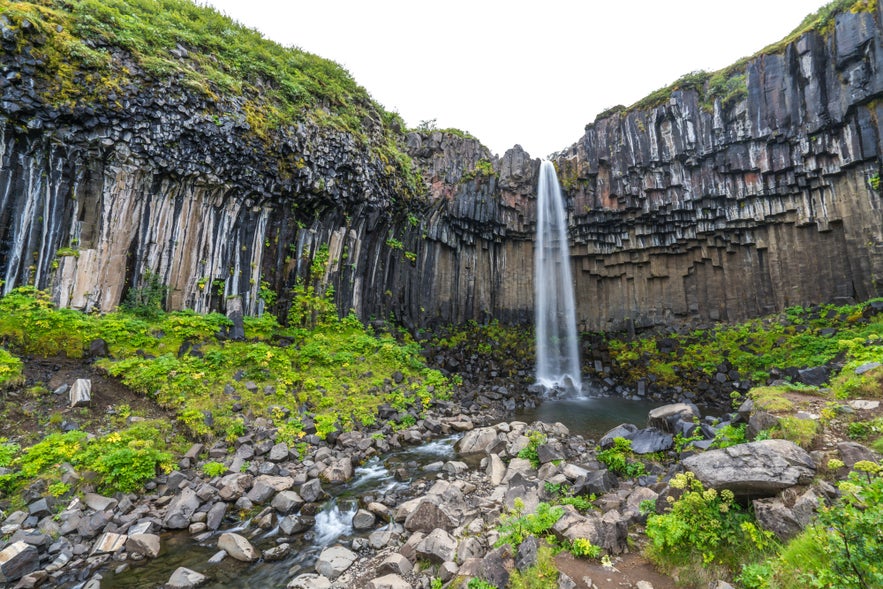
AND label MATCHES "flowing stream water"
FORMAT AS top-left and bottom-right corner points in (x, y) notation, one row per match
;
(534, 160), (582, 392)
(100, 436), (461, 589)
